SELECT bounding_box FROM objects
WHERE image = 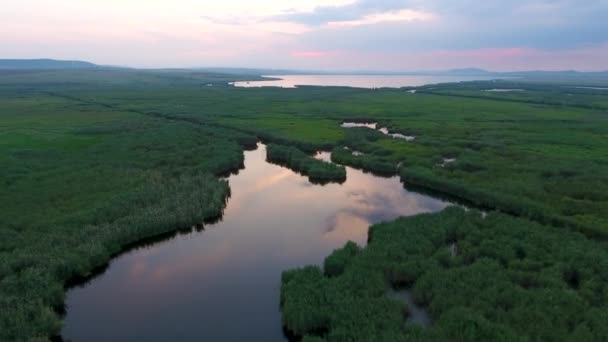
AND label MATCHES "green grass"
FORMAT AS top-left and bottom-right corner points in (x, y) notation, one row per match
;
(1, 68), (608, 340)
(79, 82), (607, 236)
(0, 74), (252, 340)
(219, 115), (345, 146)
(281, 207), (608, 341)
